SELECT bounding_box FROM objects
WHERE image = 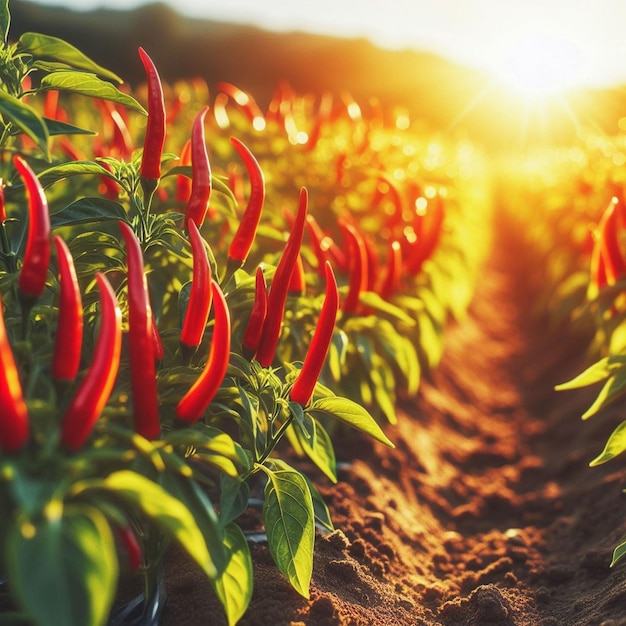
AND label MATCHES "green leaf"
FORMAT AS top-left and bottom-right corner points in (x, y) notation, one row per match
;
(358, 291), (416, 325)
(611, 539), (626, 567)
(39, 161), (113, 188)
(0, 0), (9, 44)
(590, 421), (626, 466)
(261, 461), (315, 598)
(309, 396), (394, 447)
(78, 470), (218, 579)
(7, 504), (118, 626)
(555, 357), (616, 391)
(0, 90), (49, 157)
(158, 471), (227, 575)
(301, 474), (334, 532)
(295, 419), (337, 483)
(17, 32), (122, 83)
(51, 197), (127, 229)
(44, 117), (96, 137)
(212, 523), (253, 626)
(40, 72), (146, 115)
(582, 368), (626, 420)
(219, 475), (250, 529)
